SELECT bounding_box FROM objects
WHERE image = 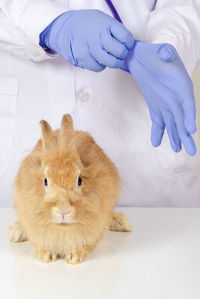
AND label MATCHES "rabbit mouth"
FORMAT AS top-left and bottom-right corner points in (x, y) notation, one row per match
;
(52, 214), (77, 224)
